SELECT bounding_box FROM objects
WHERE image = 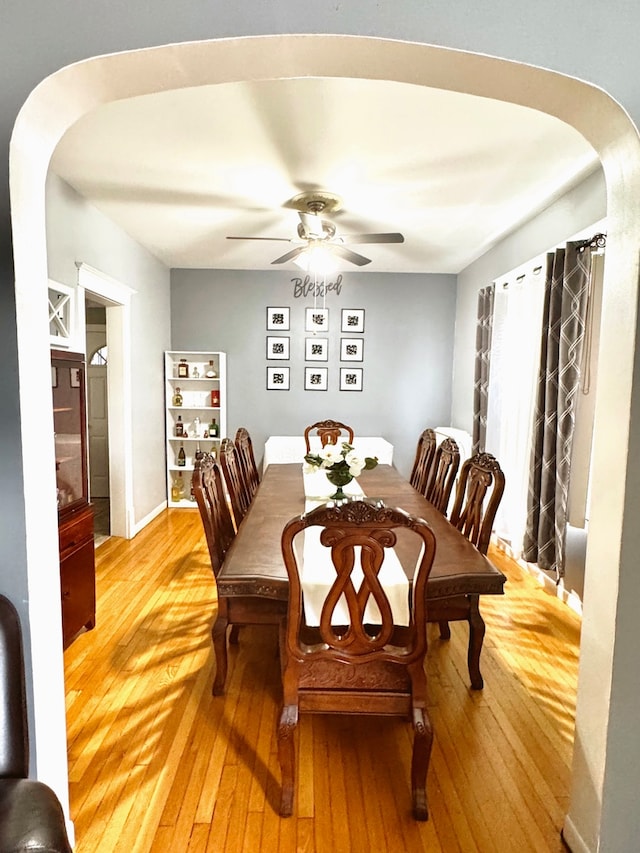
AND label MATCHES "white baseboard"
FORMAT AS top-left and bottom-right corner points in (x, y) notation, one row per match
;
(132, 500), (167, 537)
(493, 537), (583, 618)
(562, 814), (593, 853)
